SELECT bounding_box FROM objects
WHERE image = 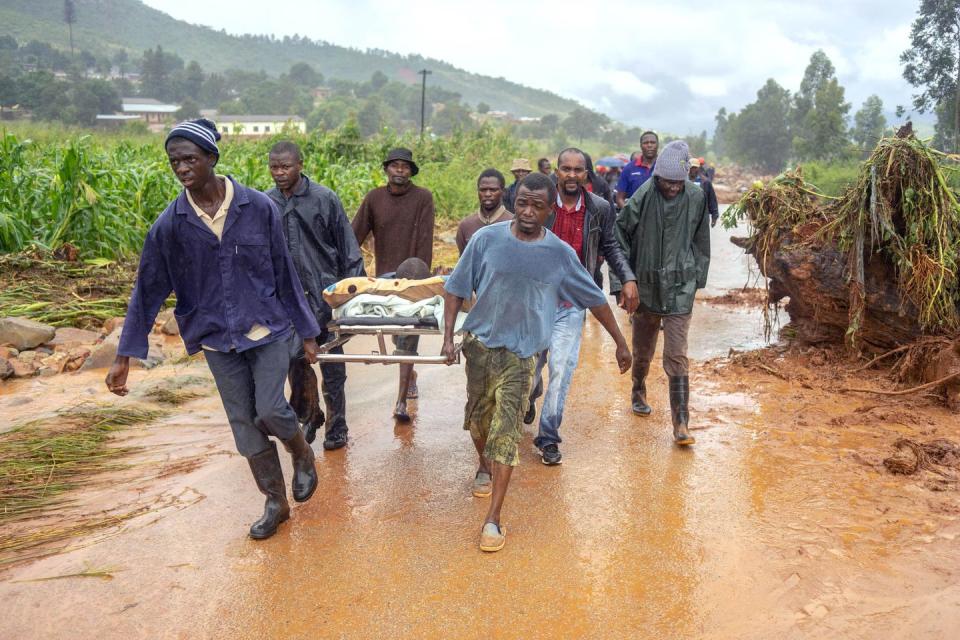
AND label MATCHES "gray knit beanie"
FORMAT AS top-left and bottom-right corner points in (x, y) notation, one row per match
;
(652, 140), (690, 181)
